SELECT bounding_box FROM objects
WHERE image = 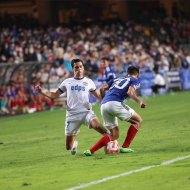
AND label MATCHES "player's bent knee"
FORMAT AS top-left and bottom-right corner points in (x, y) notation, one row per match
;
(139, 118), (143, 125)
(135, 115), (143, 127)
(92, 124), (102, 130)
